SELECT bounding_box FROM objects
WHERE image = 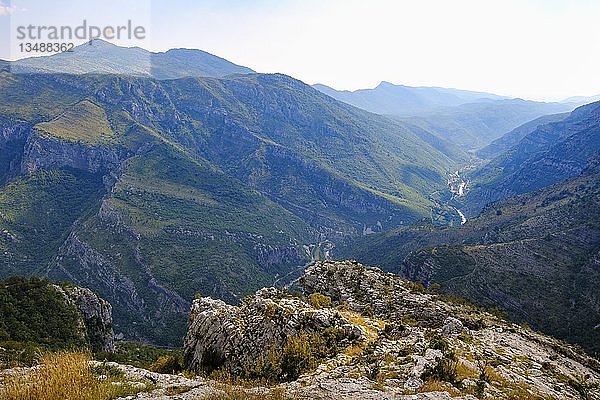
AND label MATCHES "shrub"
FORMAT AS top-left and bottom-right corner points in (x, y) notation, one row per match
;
(422, 351), (460, 388)
(280, 333), (327, 381)
(242, 346), (282, 383)
(150, 354), (183, 374)
(361, 304), (374, 318)
(320, 327), (347, 356)
(241, 332), (336, 383)
(405, 281), (427, 293)
(307, 293), (332, 309)
(425, 331), (450, 352)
